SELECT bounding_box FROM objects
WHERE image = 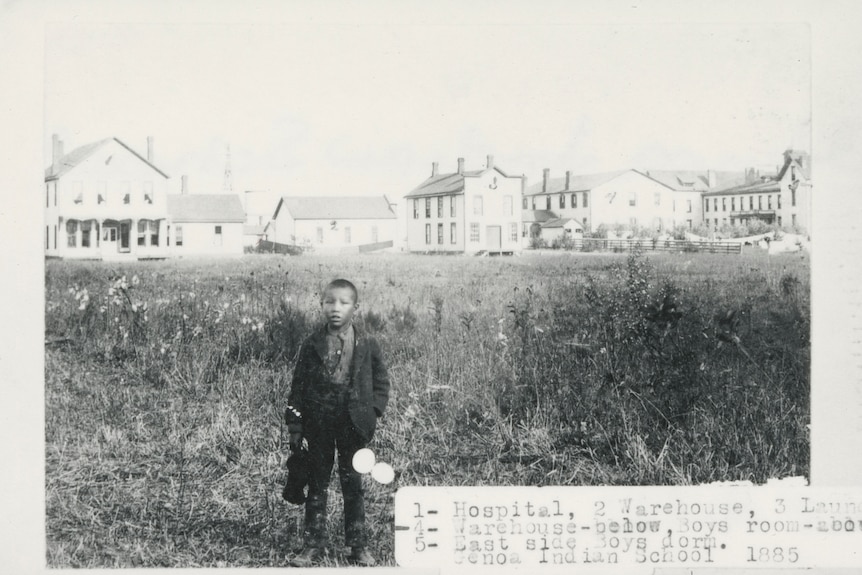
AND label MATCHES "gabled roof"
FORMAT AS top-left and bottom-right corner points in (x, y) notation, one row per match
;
(645, 170), (746, 192)
(521, 209), (556, 223)
(405, 166), (515, 199)
(542, 218), (584, 230)
(167, 194), (246, 223)
(525, 170), (628, 196)
(702, 179), (781, 197)
(776, 150), (811, 181)
(45, 137), (169, 181)
(273, 196), (396, 221)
